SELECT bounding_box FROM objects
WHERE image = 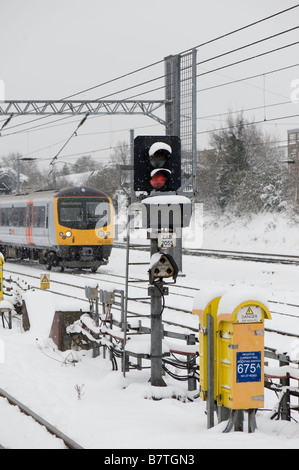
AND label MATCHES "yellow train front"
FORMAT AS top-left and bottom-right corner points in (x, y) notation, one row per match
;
(0, 186), (113, 272)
